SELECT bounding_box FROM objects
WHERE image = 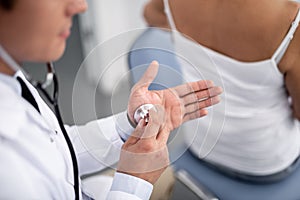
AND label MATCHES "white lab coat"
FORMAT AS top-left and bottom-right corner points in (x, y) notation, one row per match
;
(0, 71), (152, 200)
